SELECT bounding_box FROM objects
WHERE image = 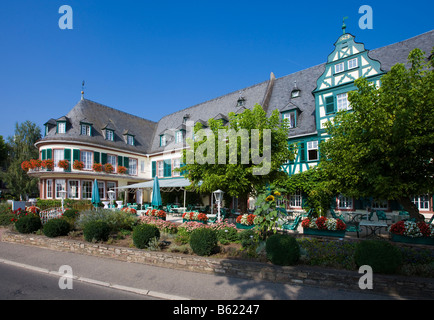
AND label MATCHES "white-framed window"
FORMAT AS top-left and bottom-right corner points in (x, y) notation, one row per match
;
(55, 179), (66, 199)
(46, 179), (53, 199)
(129, 158), (137, 175)
(81, 124), (91, 136)
(289, 191), (302, 208)
(372, 199), (388, 210)
(172, 158), (181, 177)
(348, 58), (358, 69)
(82, 180), (93, 199)
(68, 180), (80, 199)
(335, 62), (344, 73)
(160, 135), (166, 147)
(57, 122), (66, 133)
(107, 154), (117, 171)
(98, 181), (105, 200)
(307, 140), (319, 161)
(53, 149), (64, 170)
(175, 131), (184, 143)
(337, 195), (353, 209)
(127, 135), (134, 146)
(283, 112), (296, 128)
(81, 151), (93, 170)
(157, 161), (164, 177)
(412, 195), (430, 211)
(106, 130), (114, 141)
(337, 93), (350, 111)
